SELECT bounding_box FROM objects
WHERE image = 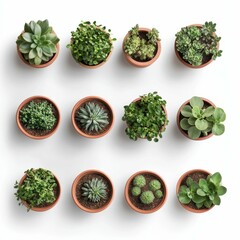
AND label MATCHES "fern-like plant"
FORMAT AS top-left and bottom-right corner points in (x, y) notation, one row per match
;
(16, 19), (59, 65)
